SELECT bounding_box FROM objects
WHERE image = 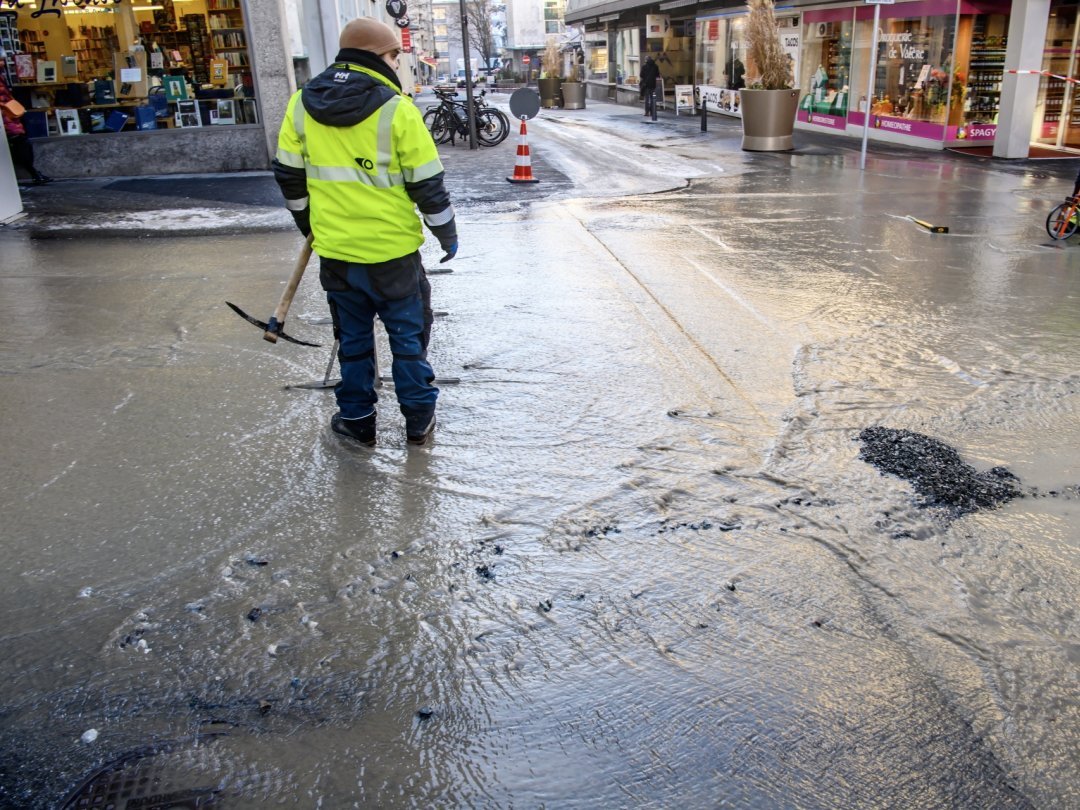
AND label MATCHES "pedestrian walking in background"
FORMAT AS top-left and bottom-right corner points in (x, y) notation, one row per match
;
(1, 73), (51, 185)
(640, 55), (660, 116)
(273, 17), (457, 447)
